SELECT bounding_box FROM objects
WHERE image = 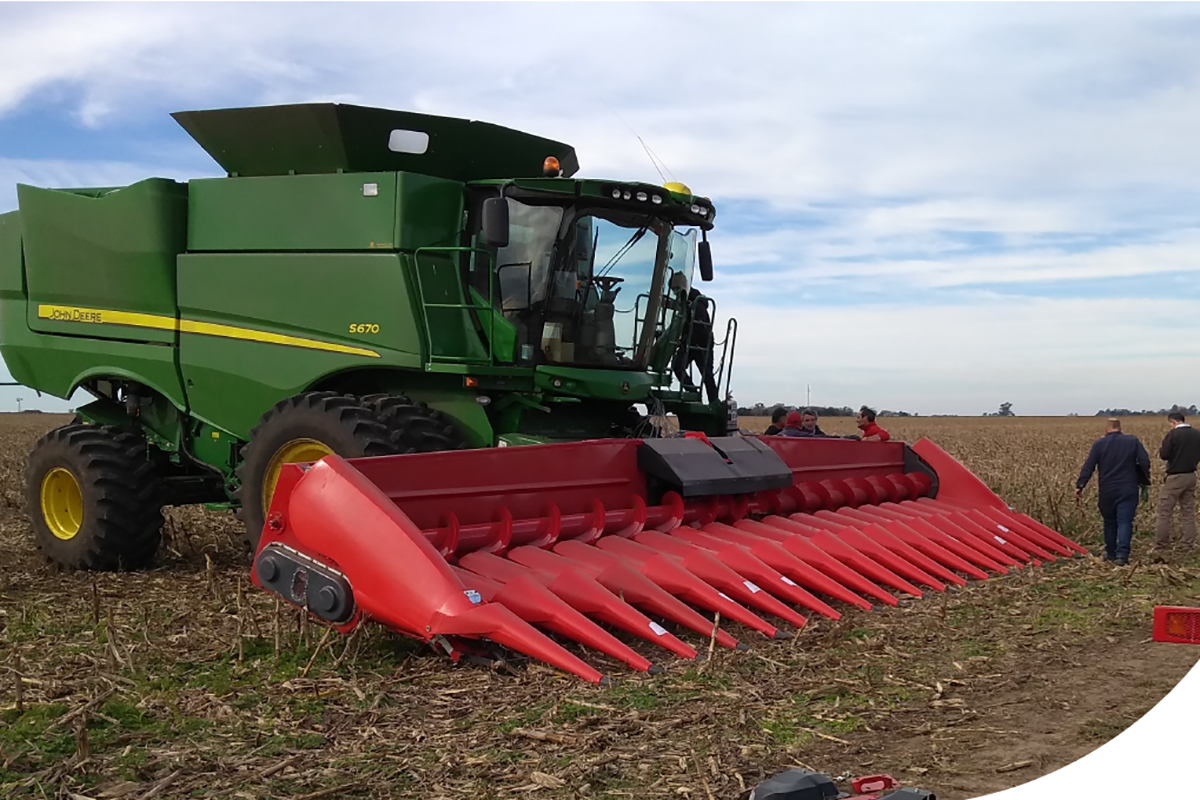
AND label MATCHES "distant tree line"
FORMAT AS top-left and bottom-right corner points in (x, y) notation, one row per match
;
(982, 402), (1015, 417)
(1095, 404), (1199, 417)
(736, 403), (917, 417)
